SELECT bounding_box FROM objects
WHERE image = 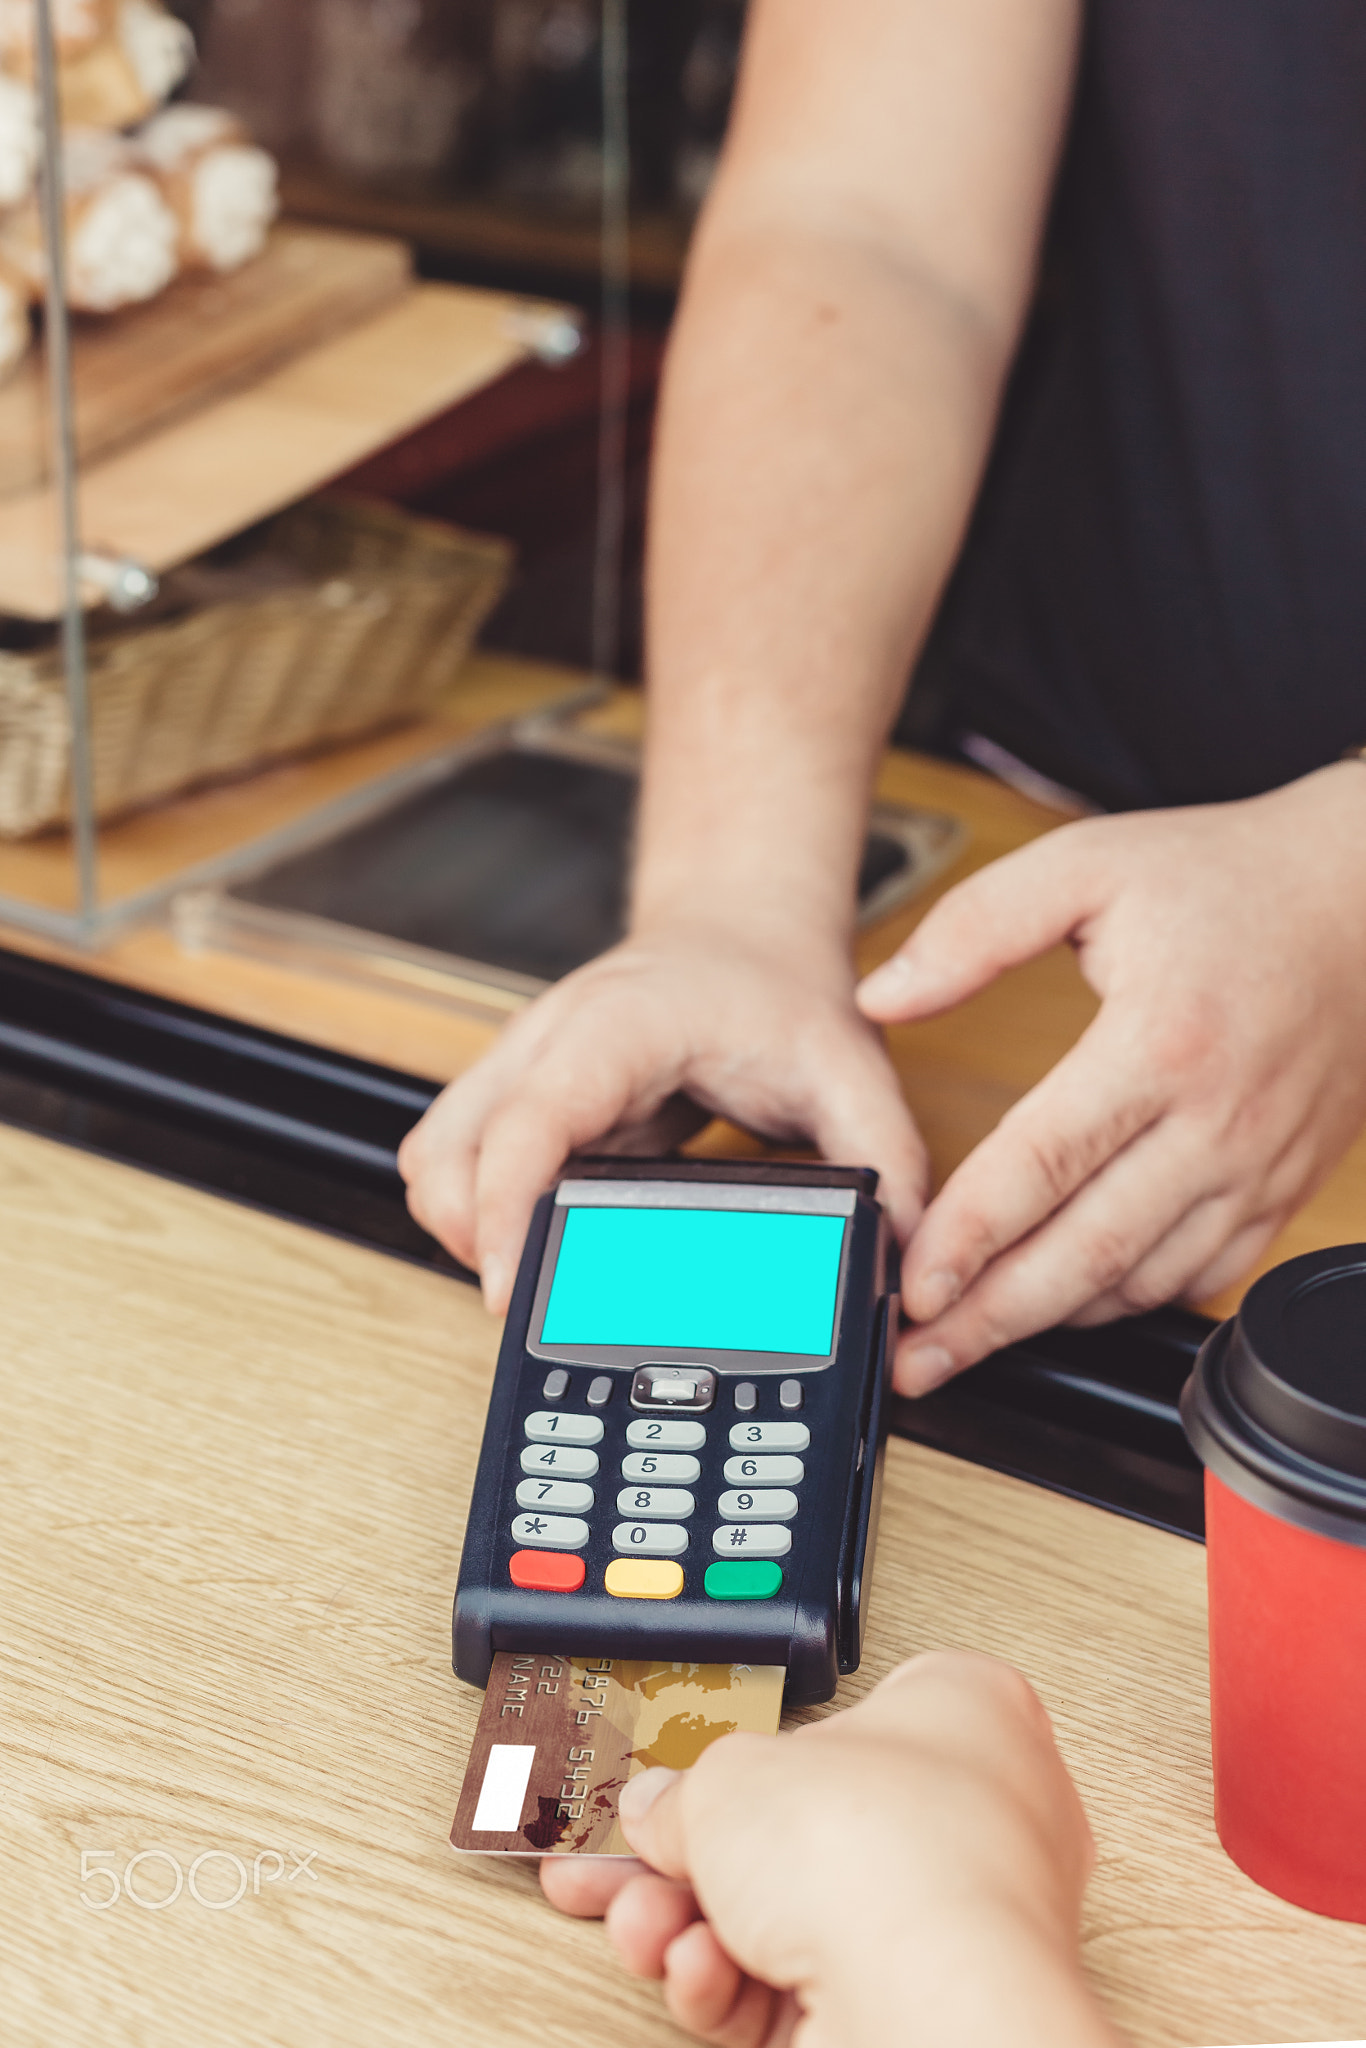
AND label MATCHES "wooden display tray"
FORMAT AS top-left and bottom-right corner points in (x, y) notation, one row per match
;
(0, 224), (412, 498)
(0, 275), (563, 620)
